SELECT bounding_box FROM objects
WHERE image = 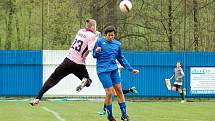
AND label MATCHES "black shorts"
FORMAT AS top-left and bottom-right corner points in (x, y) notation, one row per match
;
(173, 84), (182, 91)
(50, 57), (90, 81)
